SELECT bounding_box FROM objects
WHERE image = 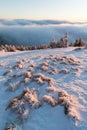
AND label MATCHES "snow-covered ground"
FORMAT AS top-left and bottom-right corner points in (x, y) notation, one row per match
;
(0, 47), (87, 130)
